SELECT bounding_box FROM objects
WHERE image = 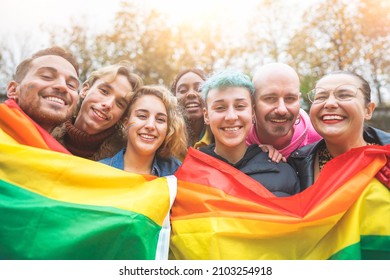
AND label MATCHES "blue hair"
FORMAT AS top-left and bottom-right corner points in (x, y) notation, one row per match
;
(202, 70), (255, 102)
